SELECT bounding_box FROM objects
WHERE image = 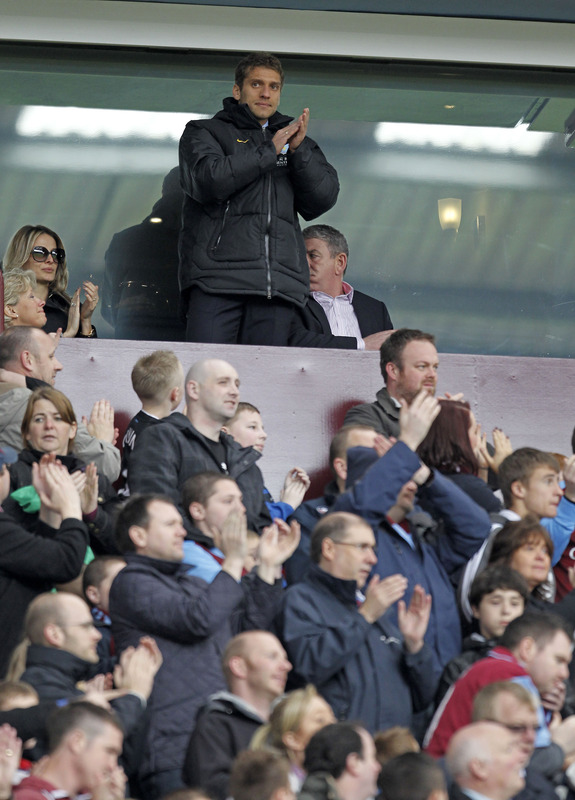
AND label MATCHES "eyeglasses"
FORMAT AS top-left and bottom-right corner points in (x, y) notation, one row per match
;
(31, 246), (65, 264)
(330, 539), (377, 554)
